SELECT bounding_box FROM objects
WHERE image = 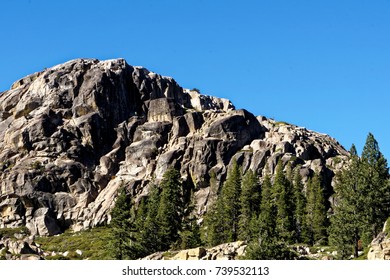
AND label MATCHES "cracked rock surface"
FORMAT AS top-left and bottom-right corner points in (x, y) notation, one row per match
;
(0, 58), (348, 235)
